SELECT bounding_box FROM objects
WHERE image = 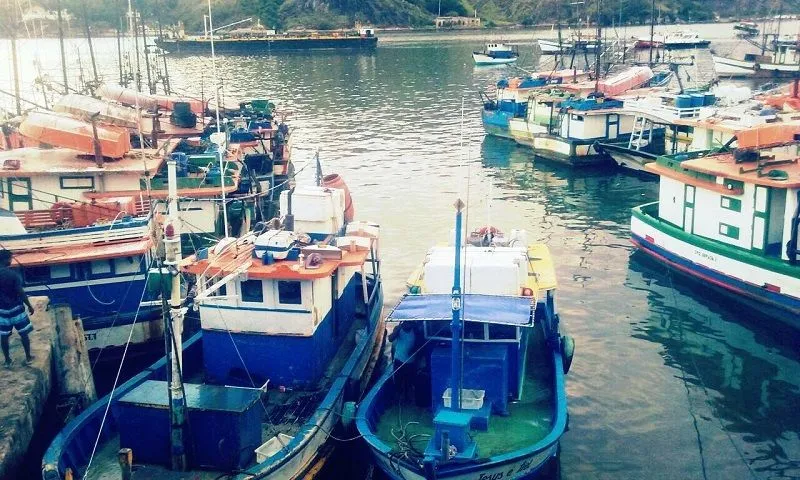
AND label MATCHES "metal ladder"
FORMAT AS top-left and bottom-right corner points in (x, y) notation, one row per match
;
(628, 116), (653, 150)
